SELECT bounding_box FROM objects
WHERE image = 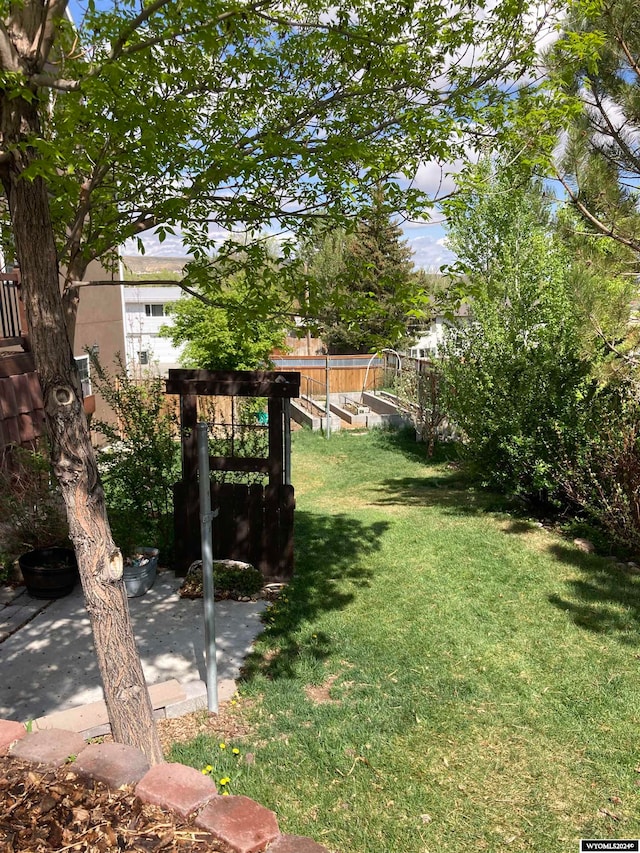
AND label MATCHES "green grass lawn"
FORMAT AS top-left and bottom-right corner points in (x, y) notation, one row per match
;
(170, 428), (640, 853)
